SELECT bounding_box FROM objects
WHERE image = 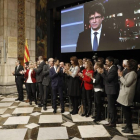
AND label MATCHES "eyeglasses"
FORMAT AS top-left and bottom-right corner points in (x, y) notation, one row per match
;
(89, 16), (102, 21)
